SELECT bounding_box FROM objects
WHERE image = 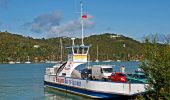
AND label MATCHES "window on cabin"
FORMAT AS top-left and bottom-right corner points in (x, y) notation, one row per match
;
(79, 47), (82, 54)
(77, 47), (79, 54)
(74, 48), (78, 54)
(83, 47), (88, 54)
(79, 47), (88, 54)
(62, 73), (66, 76)
(67, 48), (72, 54)
(73, 47), (89, 54)
(102, 68), (113, 73)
